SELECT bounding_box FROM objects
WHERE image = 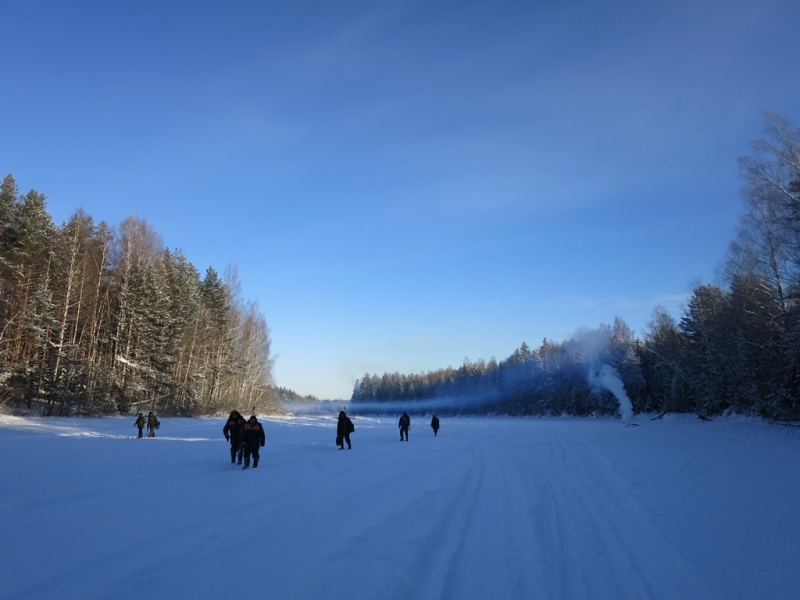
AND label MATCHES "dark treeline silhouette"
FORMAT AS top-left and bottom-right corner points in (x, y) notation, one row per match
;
(352, 112), (800, 422)
(0, 176), (277, 416)
(352, 321), (643, 418)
